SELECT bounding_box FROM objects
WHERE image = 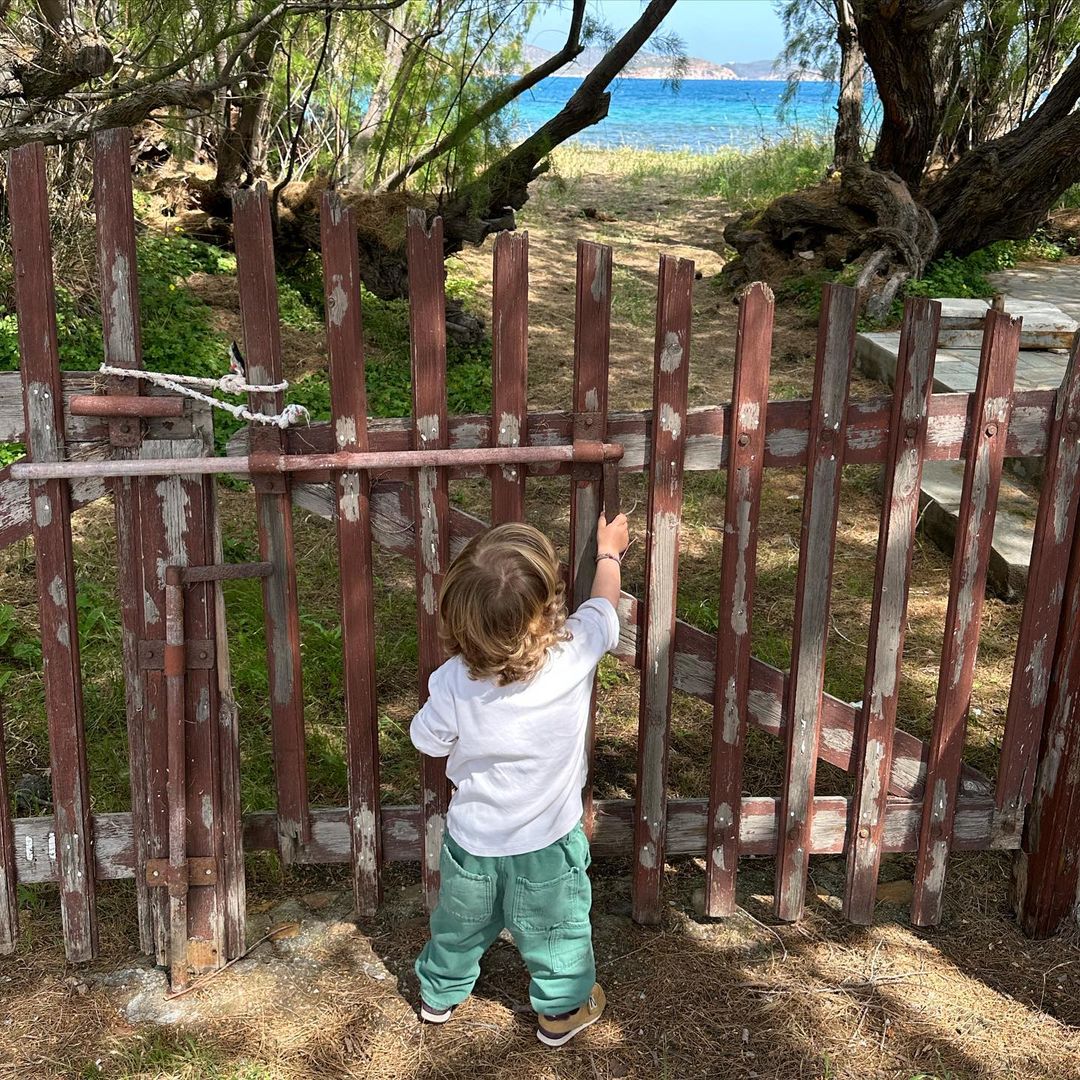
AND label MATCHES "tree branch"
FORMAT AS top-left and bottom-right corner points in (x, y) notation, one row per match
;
(0, 80), (219, 154)
(438, 0), (677, 247)
(380, 0), (587, 191)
